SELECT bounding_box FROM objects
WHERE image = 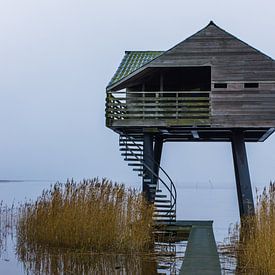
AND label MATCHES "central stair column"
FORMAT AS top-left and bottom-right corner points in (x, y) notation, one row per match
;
(153, 135), (163, 186)
(143, 133), (154, 202)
